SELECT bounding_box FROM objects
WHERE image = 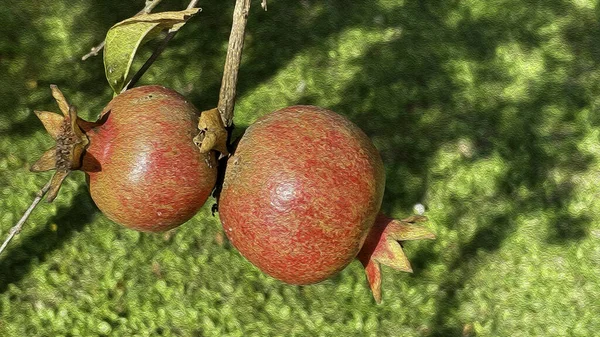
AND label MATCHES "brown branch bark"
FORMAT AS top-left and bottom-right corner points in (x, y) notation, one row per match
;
(217, 0), (252, 127)
(194, 0), (255, 157)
